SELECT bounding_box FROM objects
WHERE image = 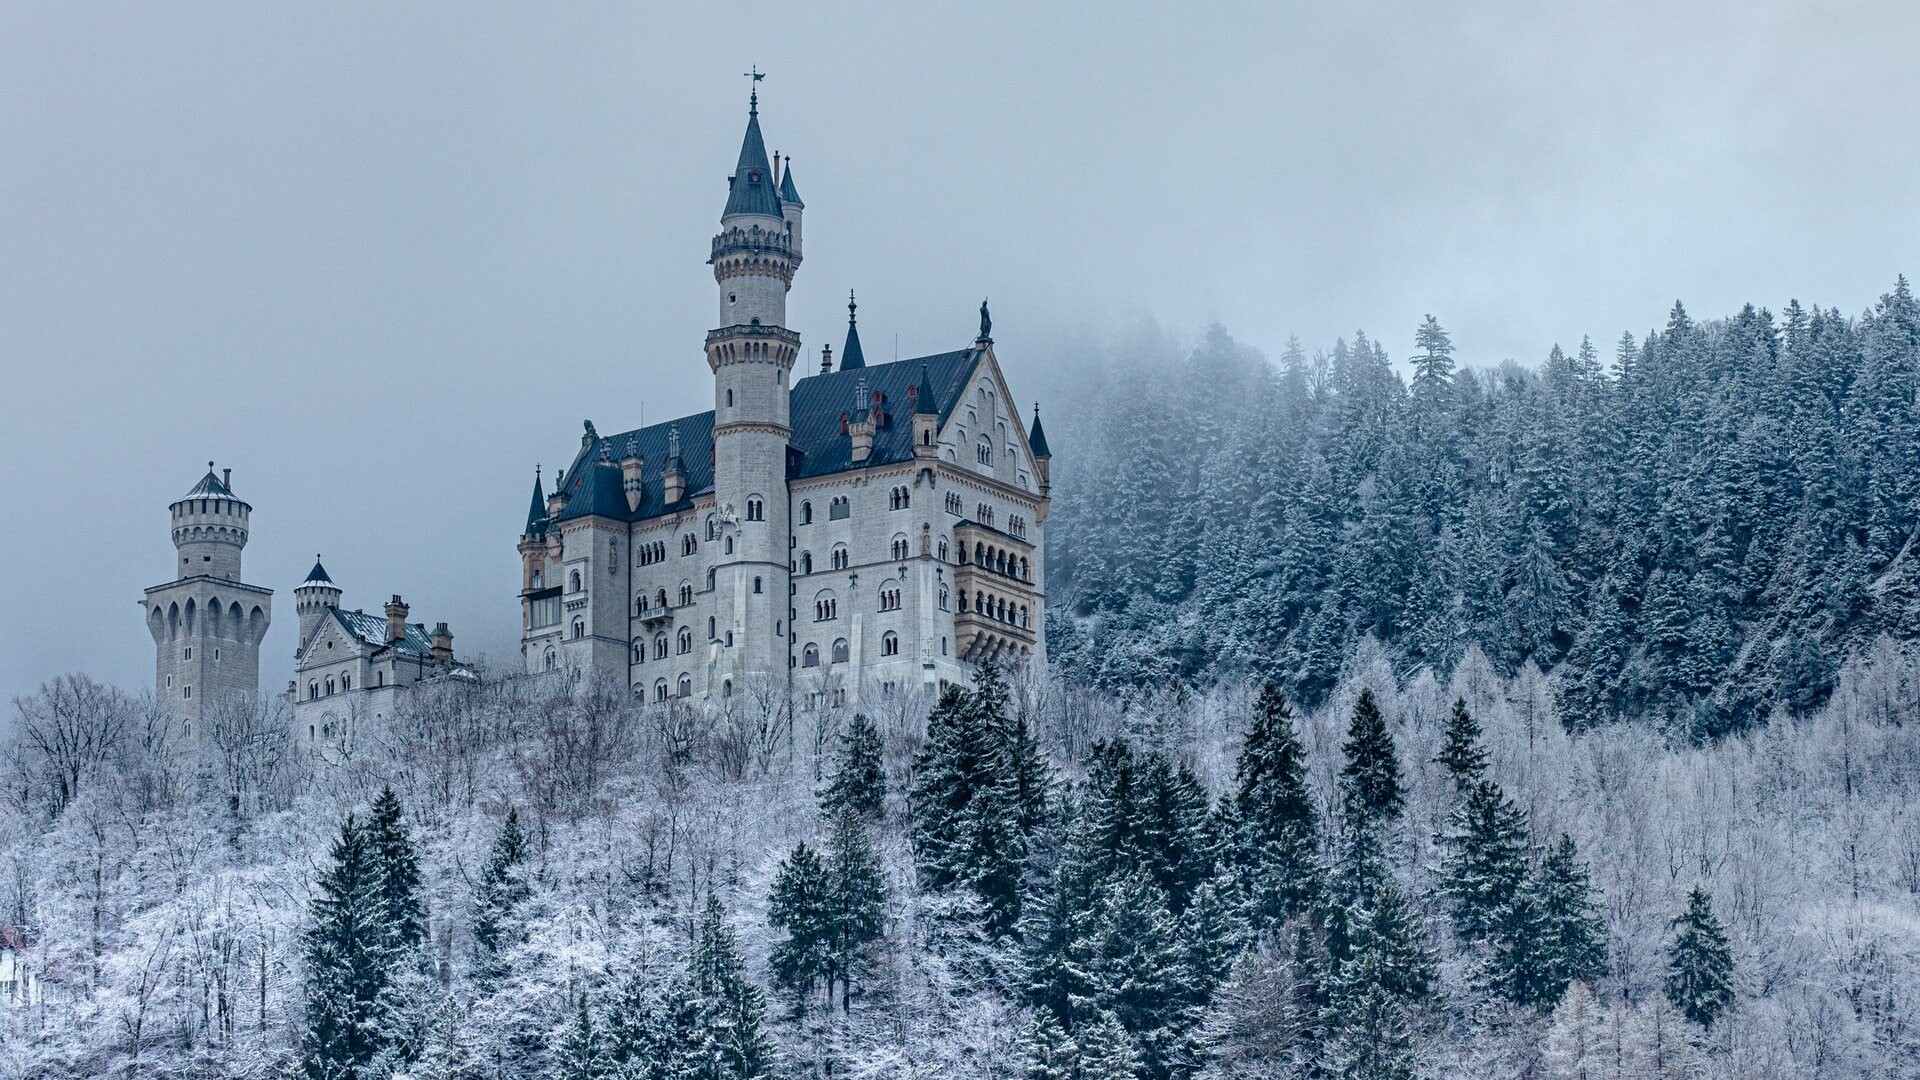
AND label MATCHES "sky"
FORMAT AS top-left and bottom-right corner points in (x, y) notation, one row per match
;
(2, 1), (1917, 709)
